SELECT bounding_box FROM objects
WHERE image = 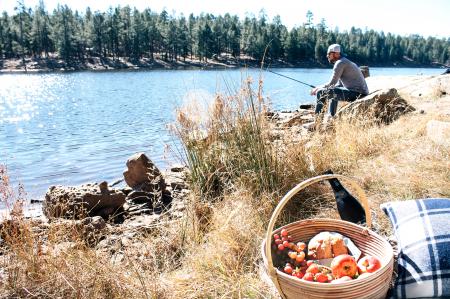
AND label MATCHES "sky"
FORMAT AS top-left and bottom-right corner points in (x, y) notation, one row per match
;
(1, 0), (449, 38)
